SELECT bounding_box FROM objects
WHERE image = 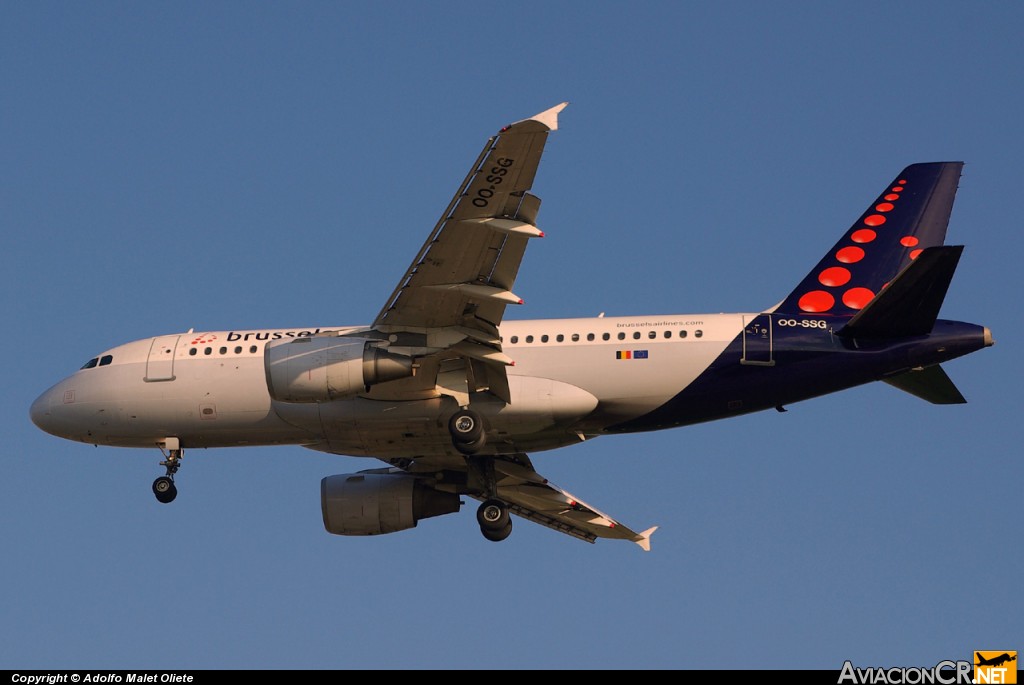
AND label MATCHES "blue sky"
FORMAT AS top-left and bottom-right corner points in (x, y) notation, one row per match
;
(3, 2), (1020, 670)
